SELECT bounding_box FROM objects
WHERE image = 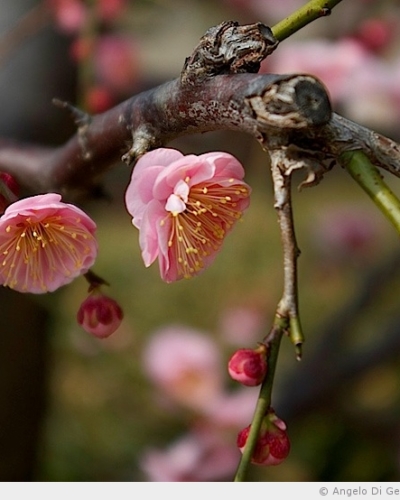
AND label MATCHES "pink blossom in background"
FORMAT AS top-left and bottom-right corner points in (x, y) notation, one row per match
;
(205, 387), (259, 429)
(77, 292), (123, 338)
(140, 427), (239, 481)
(84, 85), (115, 113)
(263, 37), (400, 129)
(125, 148), (251, 282)
(94, 36), (140, 95)
(0, 194), (97, 293)
(48, 0), (87, 34)
(354, 18), (394, 53)
(263, 38), (371, 104)
(142, 325), (224, 411)
(311, 205), (384, 264)
(218, 305), (265, 346)
(222, 0), (303, 23)
(96, 0), (127, 21)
